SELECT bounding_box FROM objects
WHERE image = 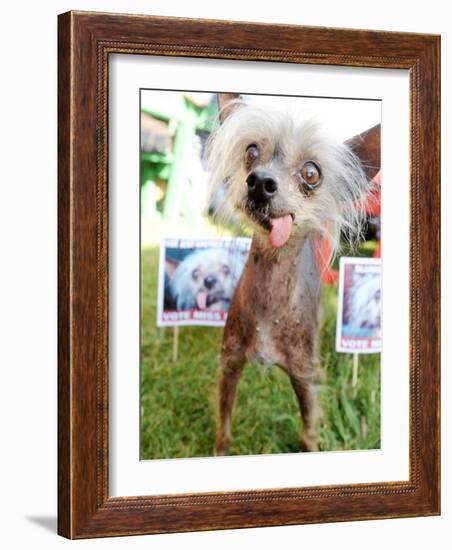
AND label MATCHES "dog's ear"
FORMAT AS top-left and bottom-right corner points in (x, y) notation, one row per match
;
(165, 257), (179, 278)
(345, 124), (381, 181)
(217, 92), (242, 123)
